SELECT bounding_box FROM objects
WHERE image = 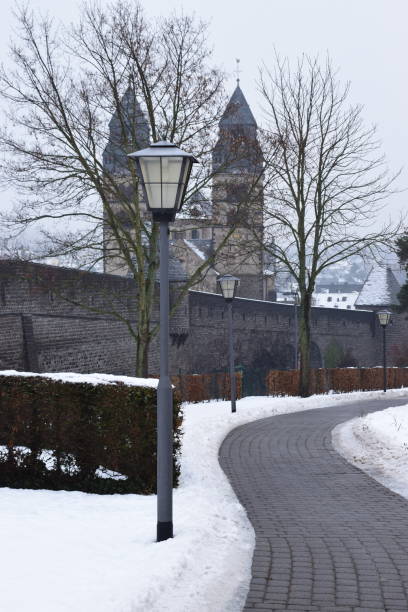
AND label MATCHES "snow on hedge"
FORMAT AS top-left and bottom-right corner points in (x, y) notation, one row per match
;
(2, 386), (408, 611)
(0, 369), (159, 388)
(333, 402), (408, 499)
